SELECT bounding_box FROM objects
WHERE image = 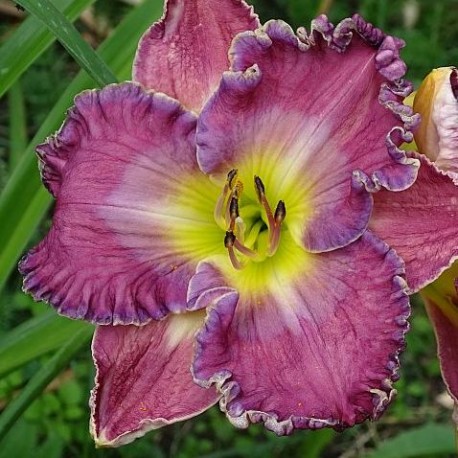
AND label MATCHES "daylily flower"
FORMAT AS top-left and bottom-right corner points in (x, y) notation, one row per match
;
(385, 66), (458, 426)
(18, 0), (458, 448)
